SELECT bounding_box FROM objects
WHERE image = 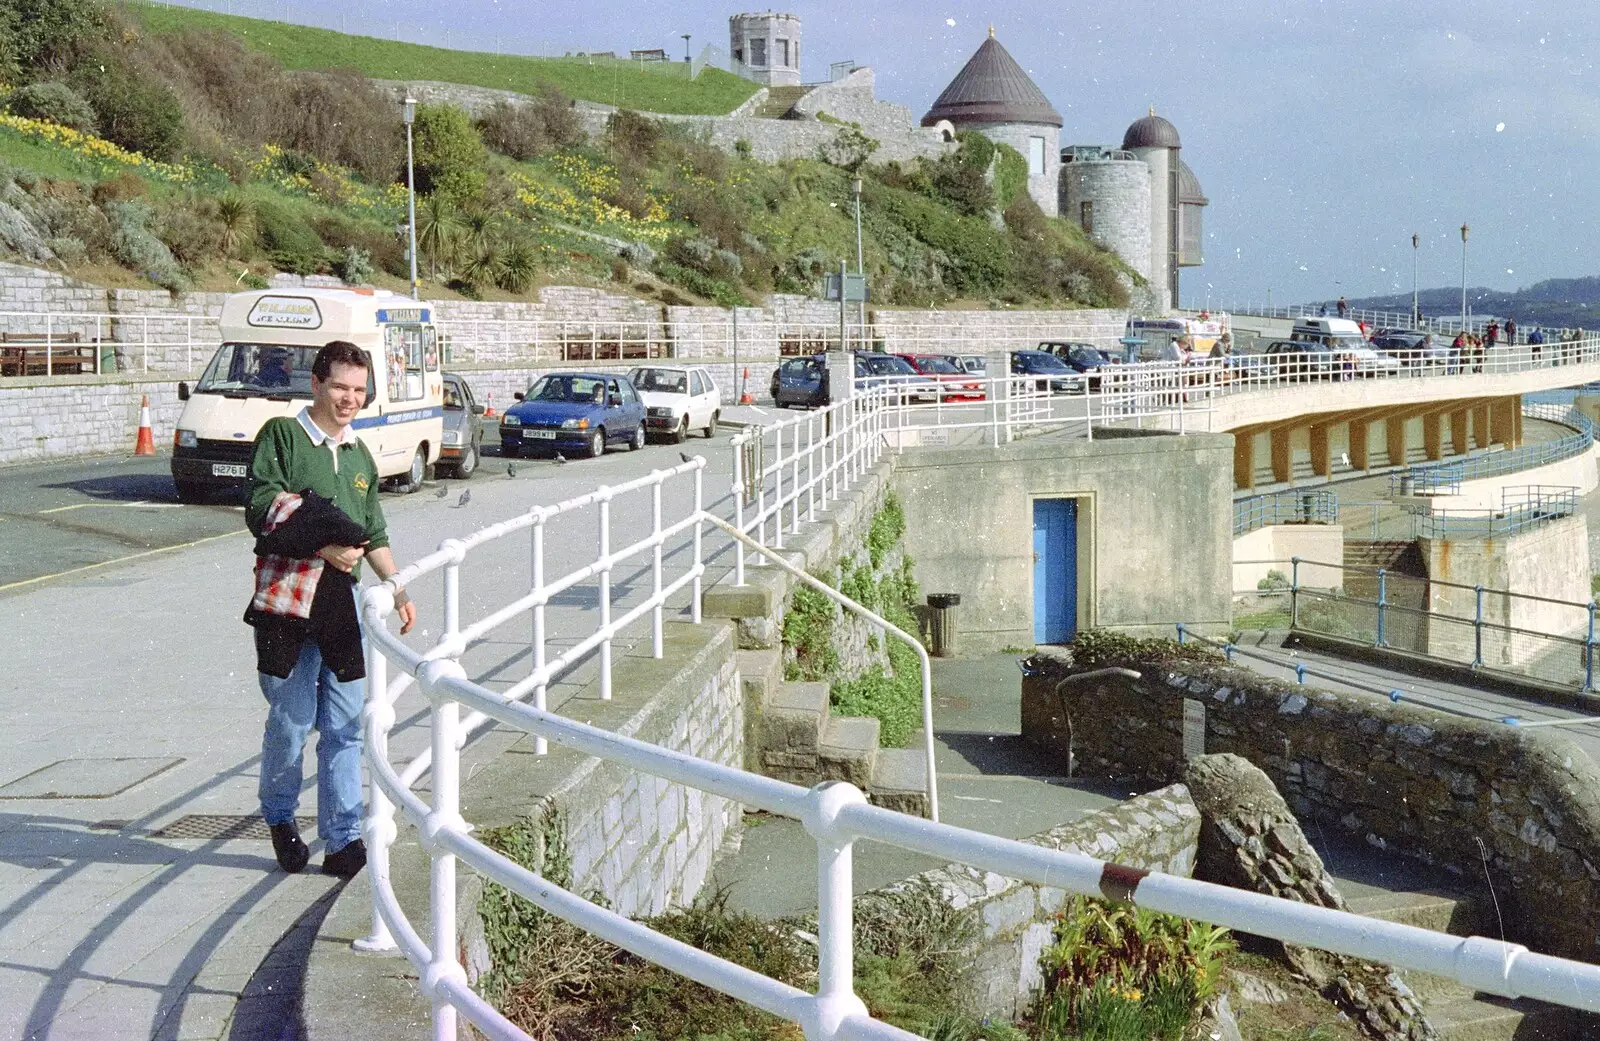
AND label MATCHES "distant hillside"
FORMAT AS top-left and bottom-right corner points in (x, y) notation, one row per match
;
(1327, 277), (1600, 331)
(124, 1), (760, 116)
